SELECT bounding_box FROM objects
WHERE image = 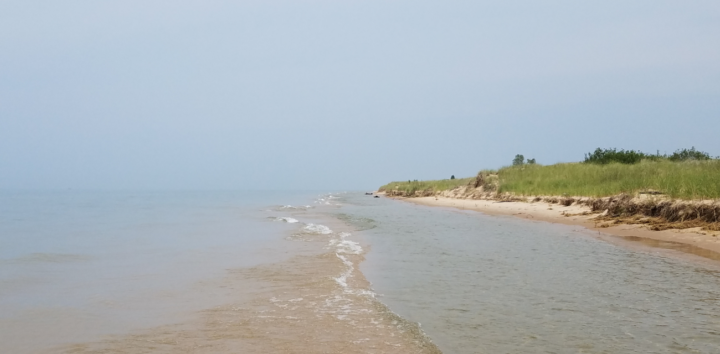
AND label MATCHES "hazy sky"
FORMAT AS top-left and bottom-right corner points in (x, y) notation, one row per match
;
(2, 1), (719, 190)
